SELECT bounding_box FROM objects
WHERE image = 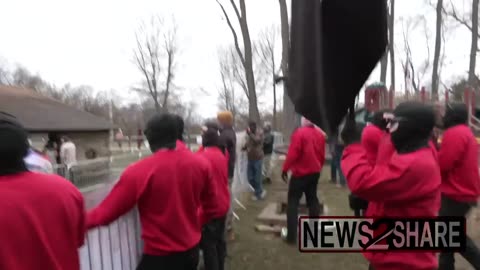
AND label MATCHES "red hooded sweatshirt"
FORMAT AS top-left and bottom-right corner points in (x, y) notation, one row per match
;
(439, 124), (480, 202)
(87, 148), (218, 255)
(361, 124), (386, 165)
(196, 147), (230, 225)
(282, 126), (326, 177)
(0, 172), (85, 270)
(342, 144), (441, 270)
